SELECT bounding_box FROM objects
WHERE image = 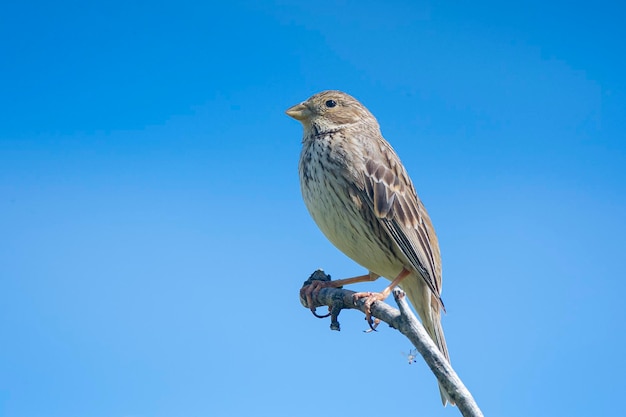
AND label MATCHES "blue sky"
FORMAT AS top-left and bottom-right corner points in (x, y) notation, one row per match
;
(1, 1), (625, 416)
